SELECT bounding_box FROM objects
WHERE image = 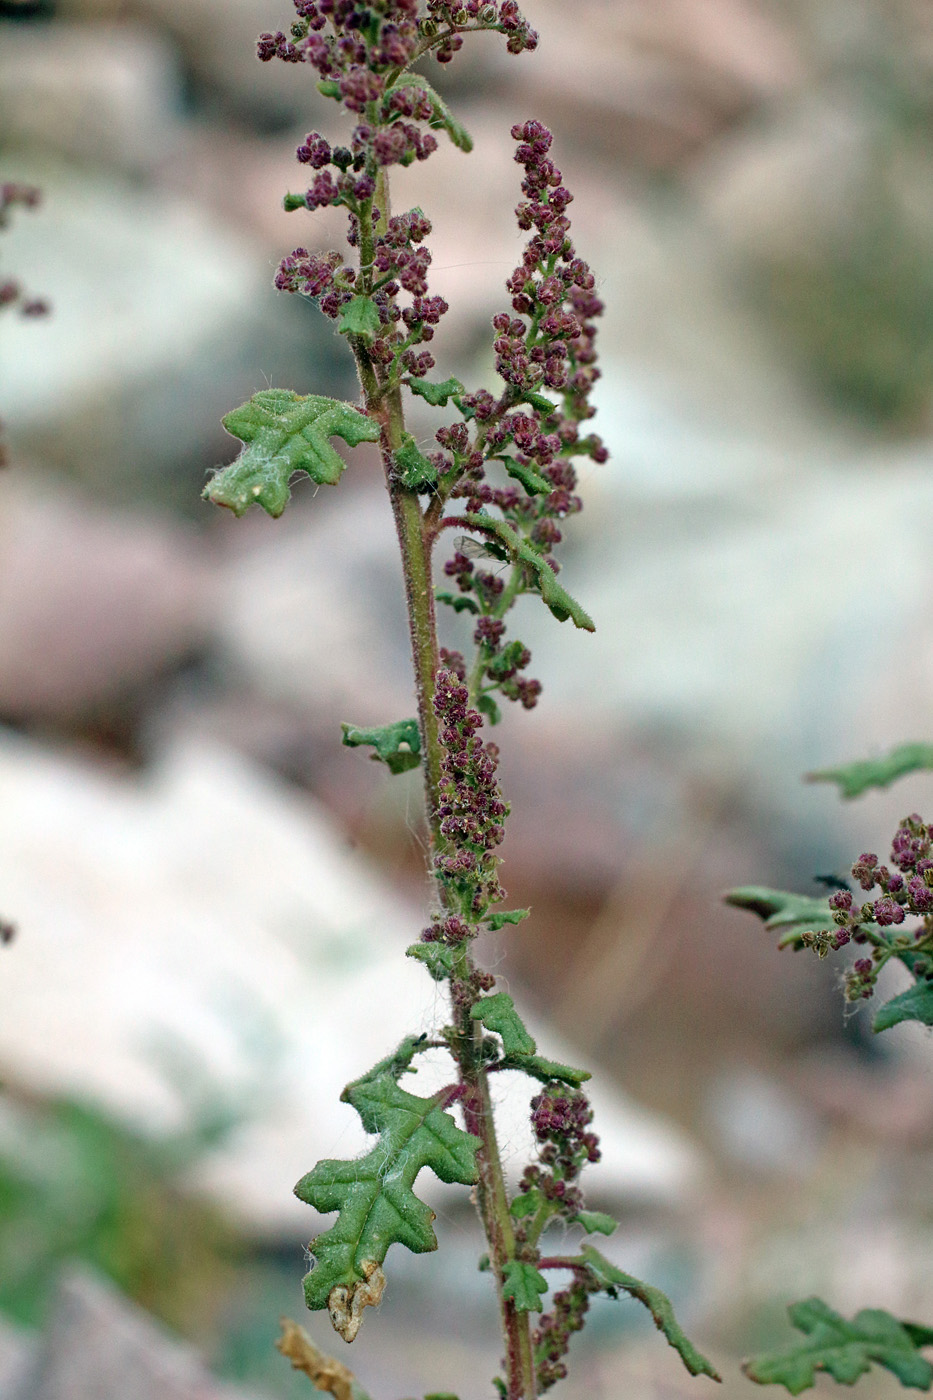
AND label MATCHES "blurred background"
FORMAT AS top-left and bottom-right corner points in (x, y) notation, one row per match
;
(2, 0), (933, 1396)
